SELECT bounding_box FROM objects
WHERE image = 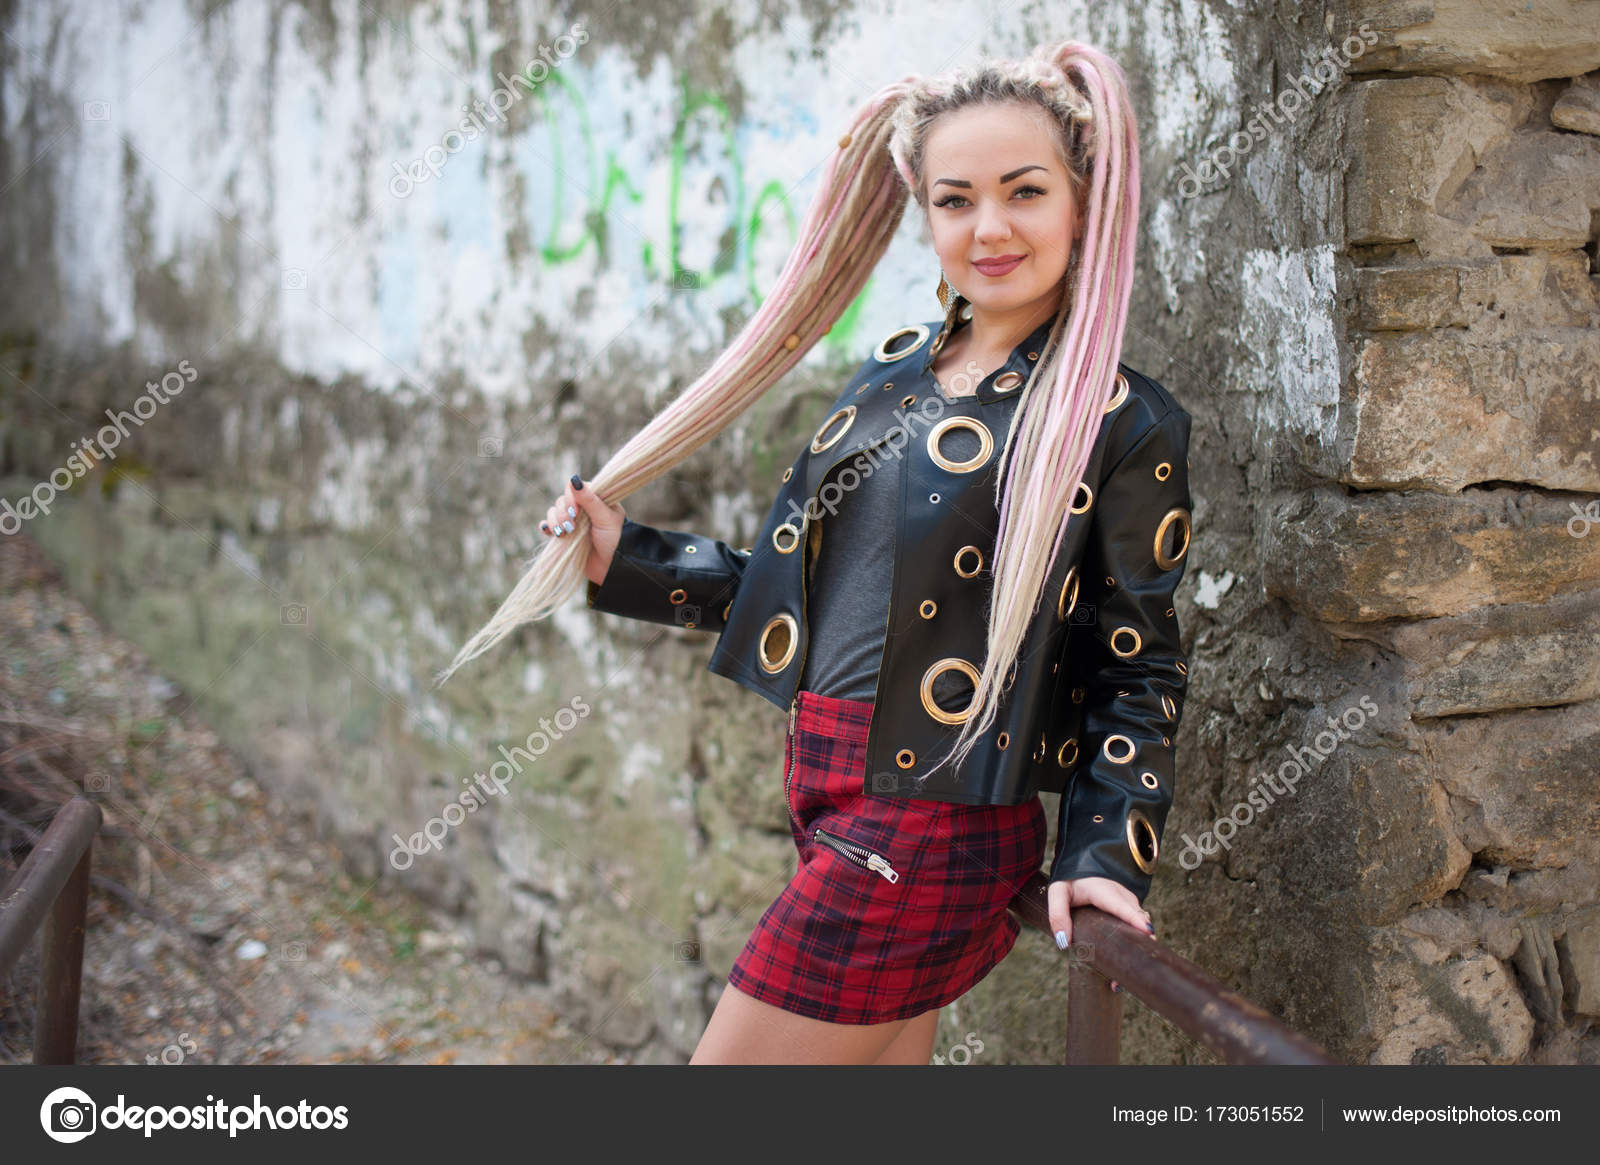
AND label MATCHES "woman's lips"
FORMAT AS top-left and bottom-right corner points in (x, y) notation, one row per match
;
(972, 255), (1025, 277)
